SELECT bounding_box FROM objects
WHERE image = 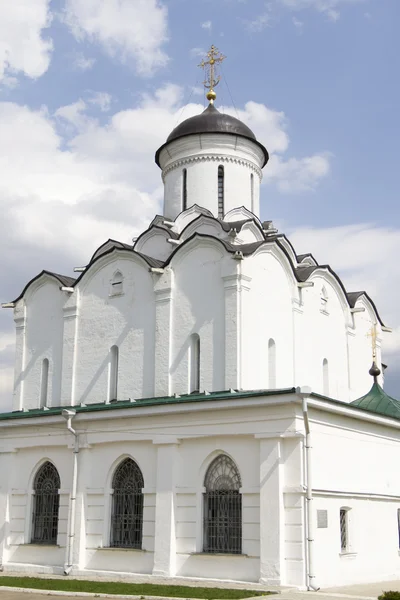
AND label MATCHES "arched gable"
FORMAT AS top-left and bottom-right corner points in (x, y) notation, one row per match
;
(224, 206), (262, 225)
(76, 249), (156, 293)
(174, 204), (214, 233)
(134, 225), (174, 261)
